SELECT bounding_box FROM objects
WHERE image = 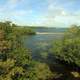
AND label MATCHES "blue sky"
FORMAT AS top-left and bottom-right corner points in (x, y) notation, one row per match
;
(0, 0), (80, 27)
